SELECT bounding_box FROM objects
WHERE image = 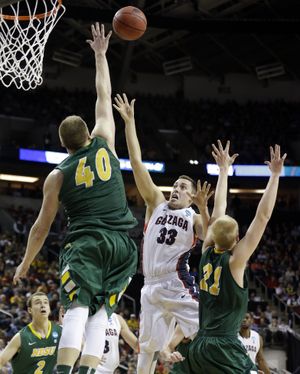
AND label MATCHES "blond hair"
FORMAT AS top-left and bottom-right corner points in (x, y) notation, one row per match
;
(59, 115), (89, 151)
(211, 215), (238, 250)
